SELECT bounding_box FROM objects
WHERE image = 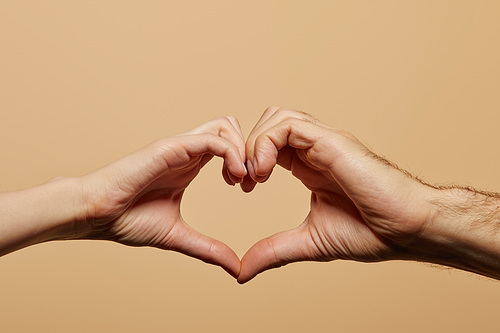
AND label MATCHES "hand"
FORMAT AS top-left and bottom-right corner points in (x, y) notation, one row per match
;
(77, 117), (247, 278)
(238, 107), (436, 283)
